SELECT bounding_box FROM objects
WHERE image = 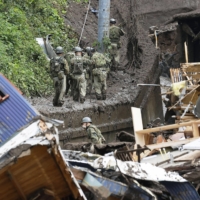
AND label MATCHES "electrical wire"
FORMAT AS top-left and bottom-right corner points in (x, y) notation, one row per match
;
(77, 0), (91, 47)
